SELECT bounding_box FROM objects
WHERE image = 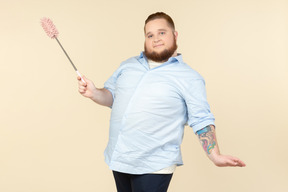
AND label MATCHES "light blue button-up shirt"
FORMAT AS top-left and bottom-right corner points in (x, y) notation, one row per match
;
(103, 52), (215, 174)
